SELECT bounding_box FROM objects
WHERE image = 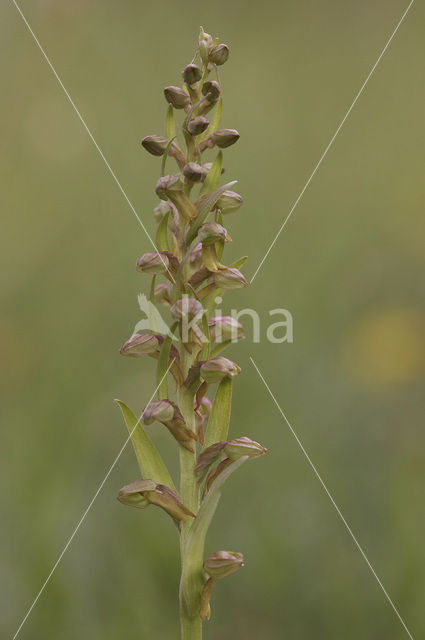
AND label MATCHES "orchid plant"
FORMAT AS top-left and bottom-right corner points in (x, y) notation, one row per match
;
(116, 28), (266, 639)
